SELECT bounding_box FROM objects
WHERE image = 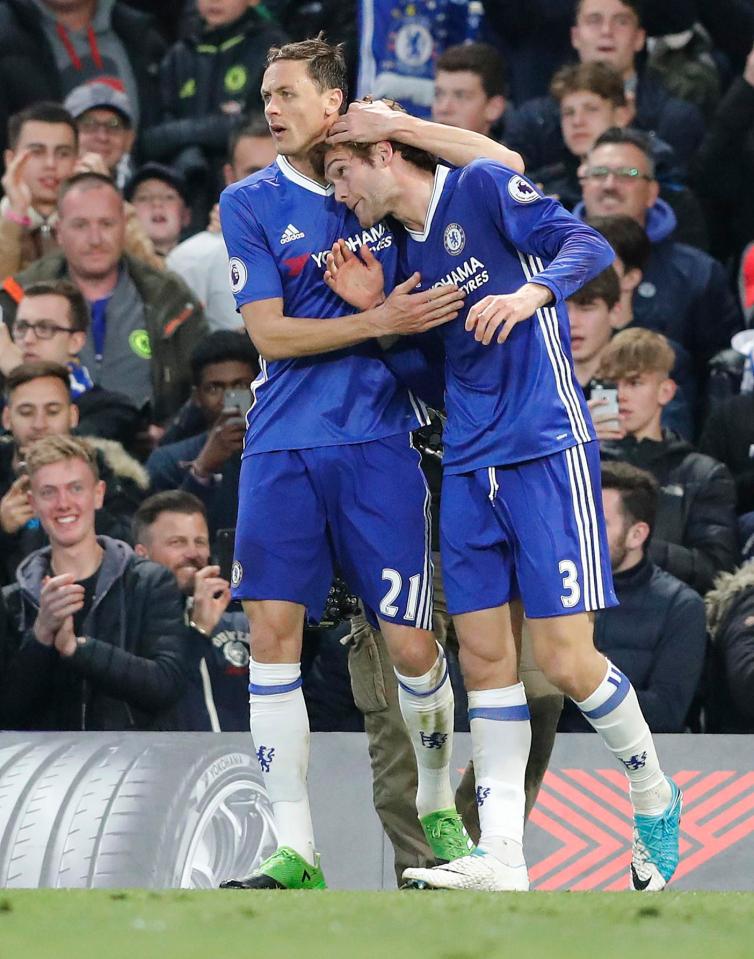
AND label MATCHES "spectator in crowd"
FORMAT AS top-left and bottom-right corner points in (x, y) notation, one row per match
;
(124, 162), (191, 263)
(568, 265), (623, 391)
(140, 0), (287, 227)
(146, 331), (258, 539)
(560, 461), (707, 732)
(167, 115), (276, 332)
(0, 102), (78, 279)
(0, 0), (166, 169)
(0, 279), (140, 445)
(0, 361), (148, 585)
(691, 41), (754, 265)
(584, 214), (696, 438)
(132, 490), (250, 731)
(538, 61), (707, 248)
(538, 61), (631, 211)
(705, 560), (754, 733)
(568, 265), (693, 438)
(578, 128), (743, 380)
(0, 434), (189, 731)
(64, 79), (135, 188)
(0, 172), (208, 426)
(431, 43), (507, 138)
(504, 0), (706, 174)
(1, 102), (163, 280)
(598, 328), (739, 594)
